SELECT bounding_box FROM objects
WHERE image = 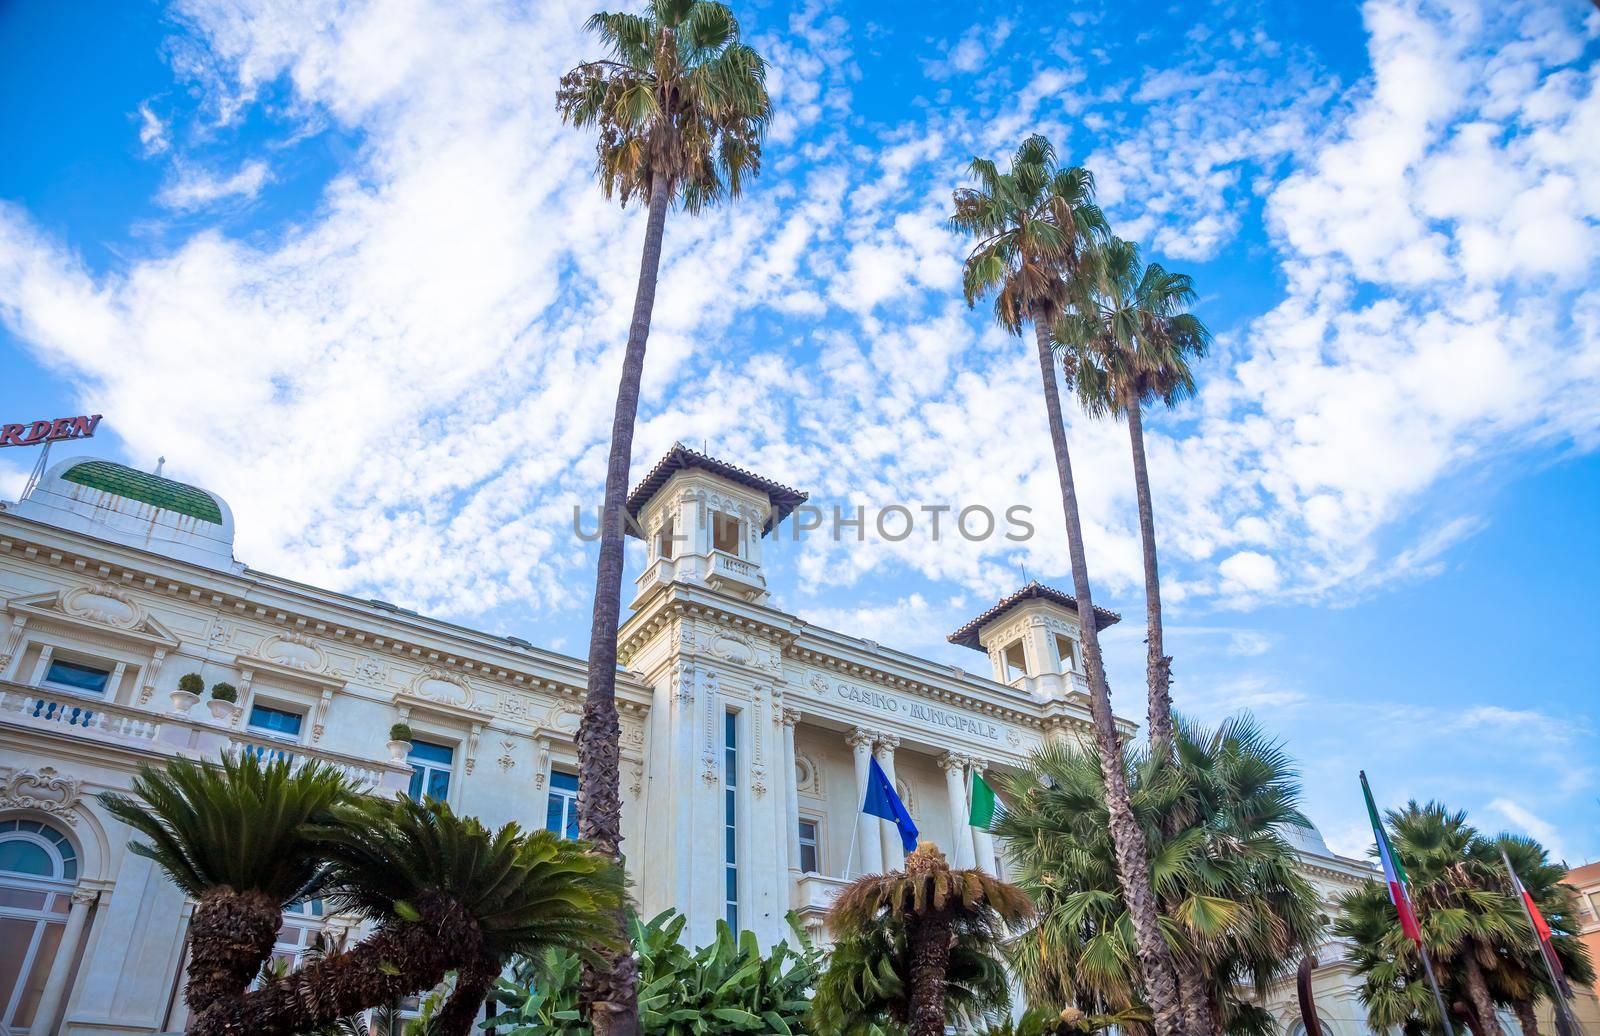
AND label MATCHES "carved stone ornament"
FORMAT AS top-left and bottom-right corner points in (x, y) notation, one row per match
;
(808, 672), (829, 693)
(354, 657), (387, 684)
(255, 631), (327, 673)
(0, 766), (83, 823)
(409, 667), (473, 708)
(62, 583), (140, 629)
(497, 739), (517, 772)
